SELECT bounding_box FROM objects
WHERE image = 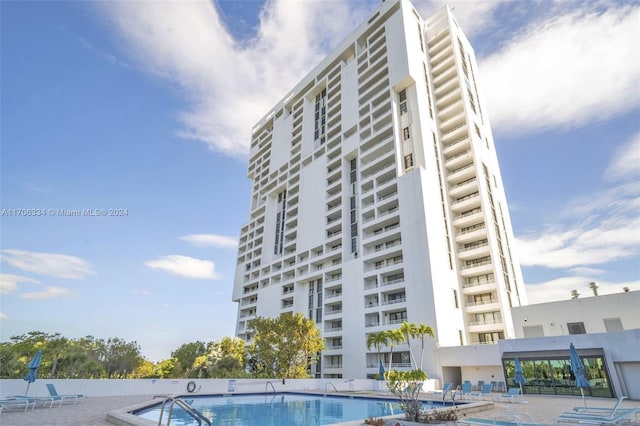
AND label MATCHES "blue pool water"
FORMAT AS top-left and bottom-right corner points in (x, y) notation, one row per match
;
(135, 392), (447, 425)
